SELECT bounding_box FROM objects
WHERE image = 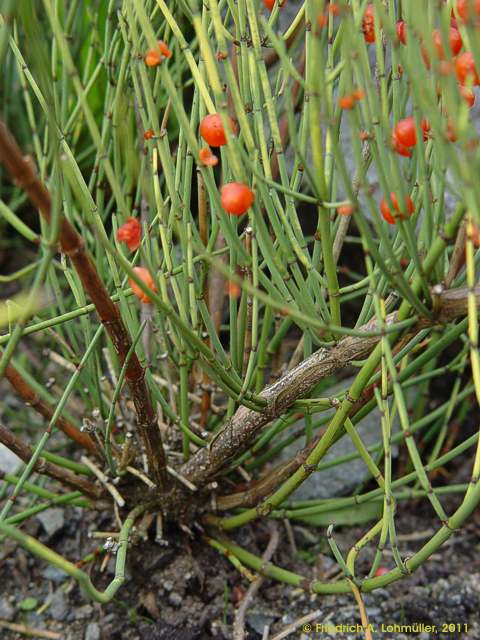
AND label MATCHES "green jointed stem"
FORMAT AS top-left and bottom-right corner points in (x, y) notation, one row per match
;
(0, 505), (147, 603)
